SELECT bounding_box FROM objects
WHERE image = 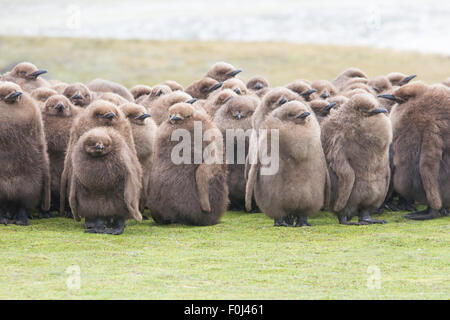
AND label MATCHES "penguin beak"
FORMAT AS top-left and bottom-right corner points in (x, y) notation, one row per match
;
(301, 89), (317, 97)
(254, 83), (264, 90)
(55, 103), (64, 112)
(4, 91), (23, 103)
(95, 143), (104, 150)
(279, 97), (288, 105)
(228, 69), (242, 77)
(102, 112), (117, 120)
(377, 94), (399, 103)
(186, 98), (197, 104)
(297, 111), (311, 119)
(136, 113), (151, 120)
(72, 93), (83, 100)
(401, 74), (416, 84)
(156, 90), (163, 97)
(28, 70), (47, 78)
(209, 82), (223, 92)
(236, 112), (243, 119)
(370, 108), (388, 115)
(324, 102), (337, 111)
(321, 92), (329, 99)
(233, 88), (241, 94)
(170, 115), (182, 121)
